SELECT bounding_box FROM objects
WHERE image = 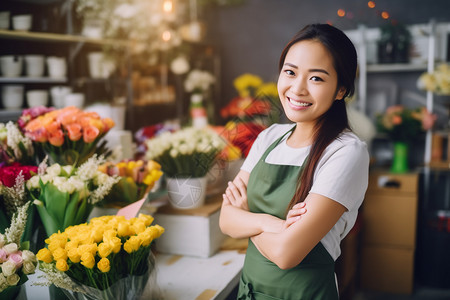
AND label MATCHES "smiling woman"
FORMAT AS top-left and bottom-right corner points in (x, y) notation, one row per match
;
(219, 23), (369, 300)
